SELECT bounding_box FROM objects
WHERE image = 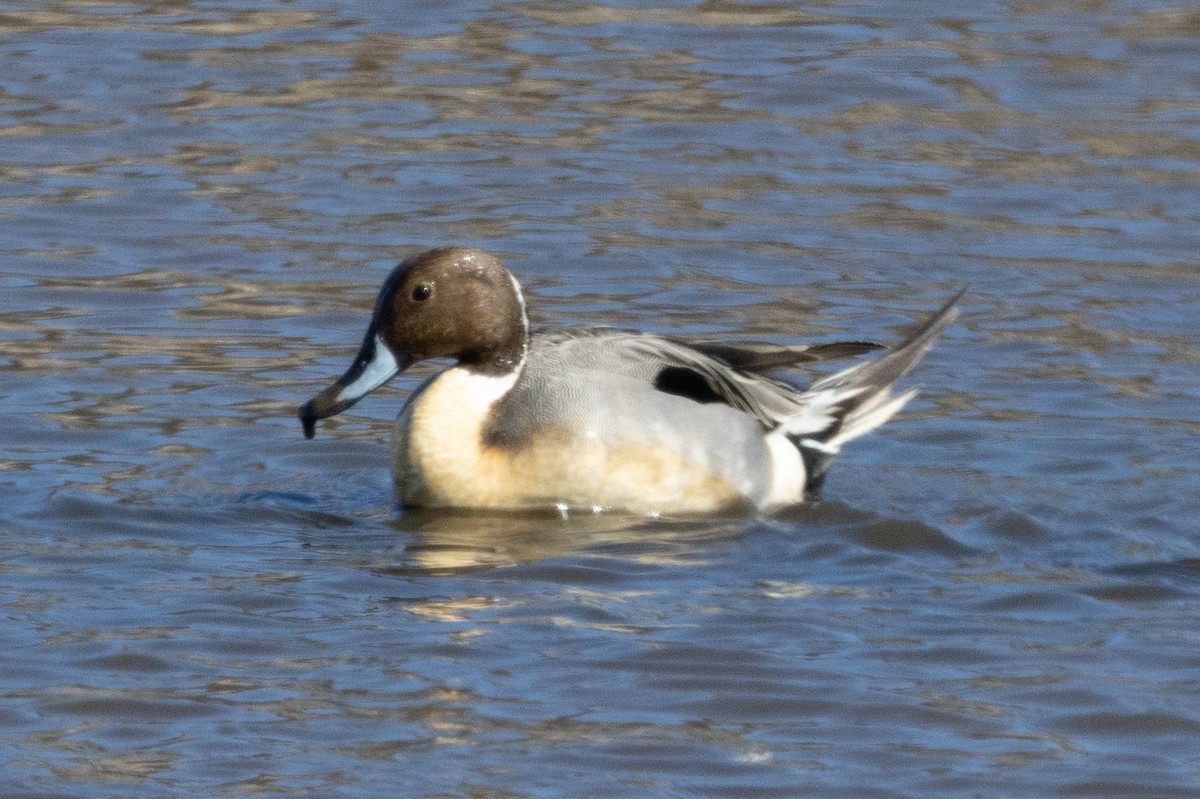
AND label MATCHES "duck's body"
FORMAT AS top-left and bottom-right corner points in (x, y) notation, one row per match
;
(393, 329), (797, 514)
(300, 247), (960, 515)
